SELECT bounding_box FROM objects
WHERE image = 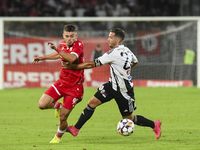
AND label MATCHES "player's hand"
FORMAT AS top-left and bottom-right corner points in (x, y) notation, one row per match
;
(32, 57), (44, 64)
(62, 61), (70, 69)
(48, 41), (57, 50)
